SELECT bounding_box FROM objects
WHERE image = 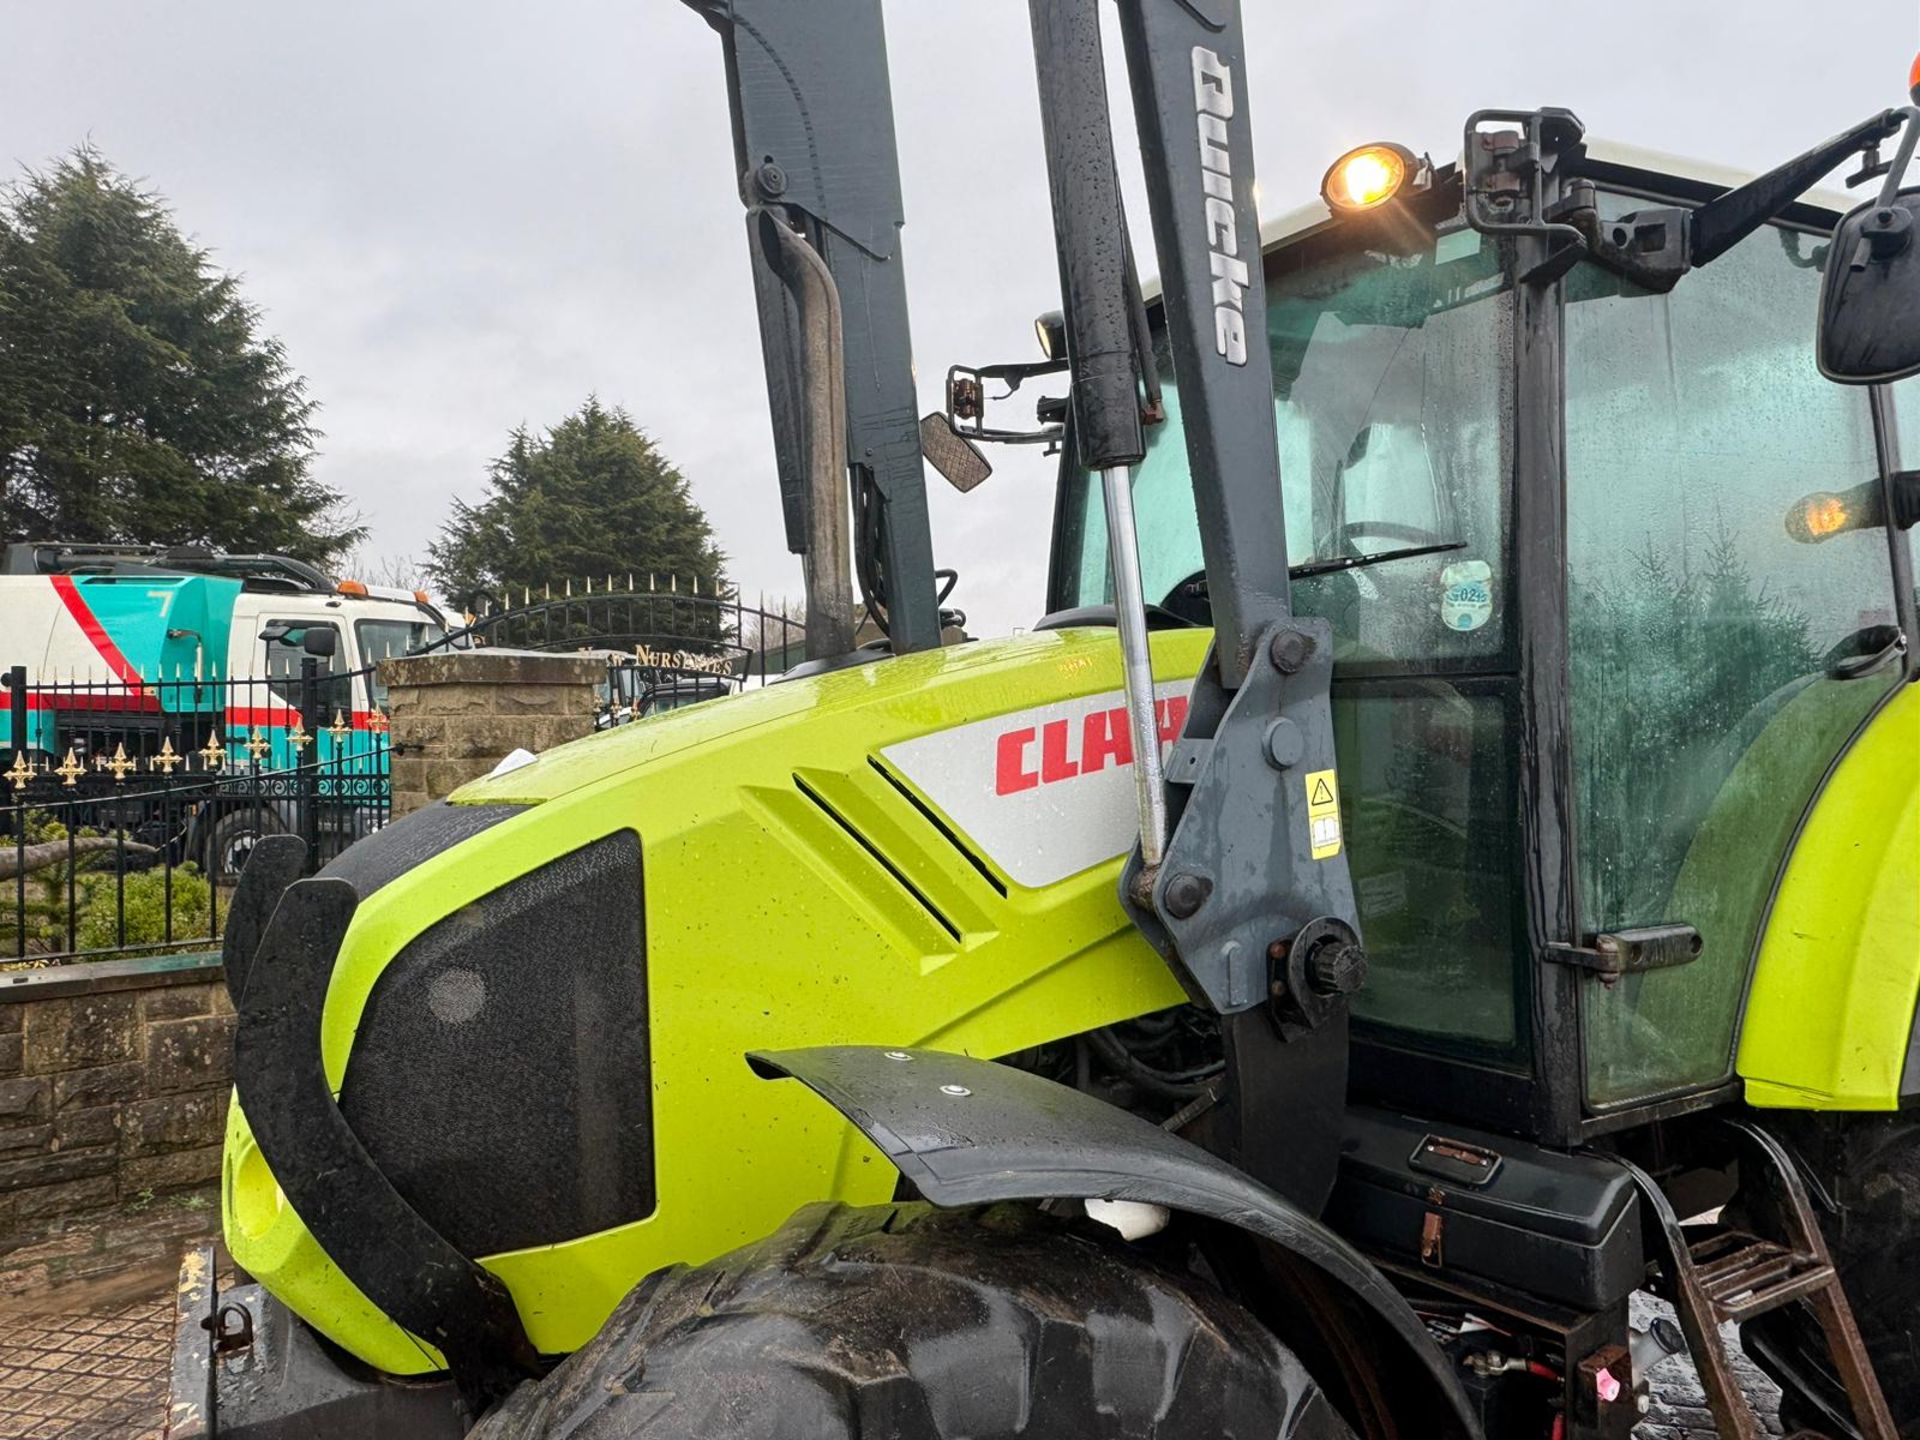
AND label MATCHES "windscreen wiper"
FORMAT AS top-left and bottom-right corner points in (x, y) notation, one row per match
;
(1288, 540), (1465, 580)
